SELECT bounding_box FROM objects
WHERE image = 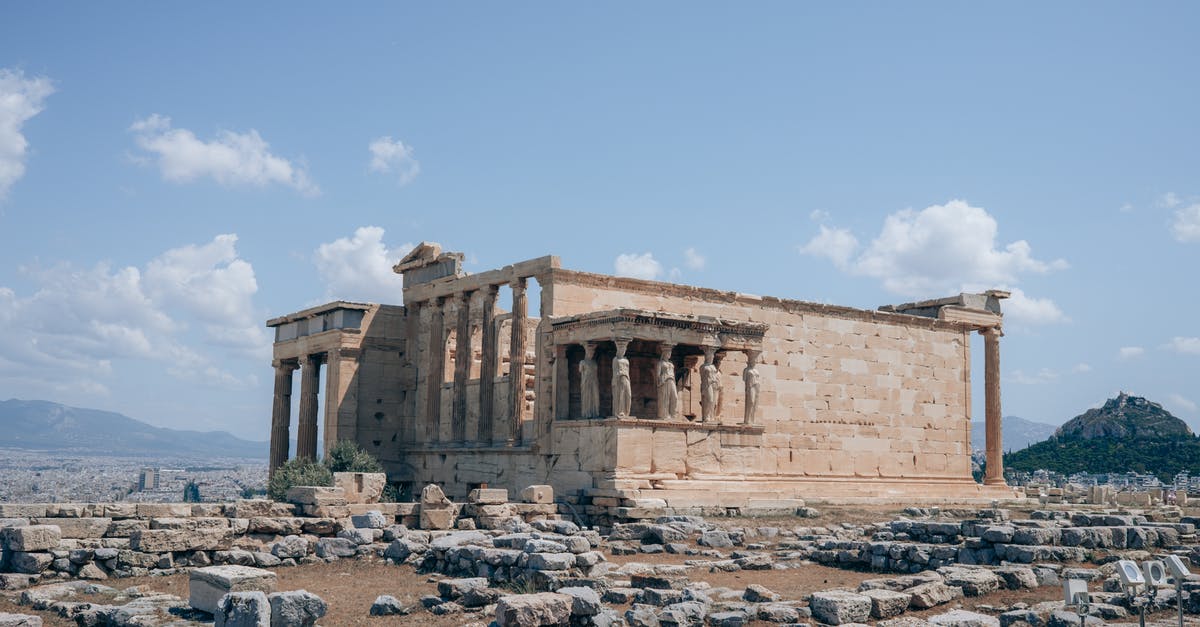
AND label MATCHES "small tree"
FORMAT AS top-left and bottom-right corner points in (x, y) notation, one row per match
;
(267, 458), (333, 501)
(183, 481), (202, 503)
